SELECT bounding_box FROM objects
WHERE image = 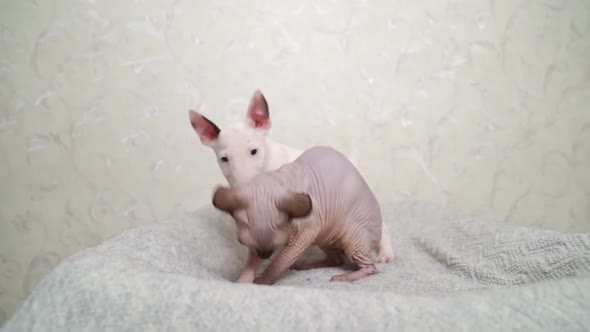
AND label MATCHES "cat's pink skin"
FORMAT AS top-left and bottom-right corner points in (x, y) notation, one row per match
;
(212, 146), (387, 285)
